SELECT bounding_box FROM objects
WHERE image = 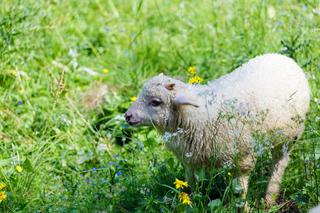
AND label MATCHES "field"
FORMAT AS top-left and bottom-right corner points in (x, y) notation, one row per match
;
(0, 0), (319, 212)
